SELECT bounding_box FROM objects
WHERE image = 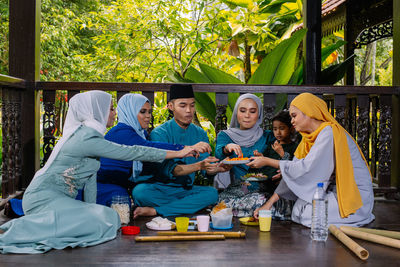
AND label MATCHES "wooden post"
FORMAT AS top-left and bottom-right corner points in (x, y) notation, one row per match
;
(344, 1), (355, 85)
(303, 0), (321, 85)
(9, 0), (41, 189)
(392, 0), (400, 190)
